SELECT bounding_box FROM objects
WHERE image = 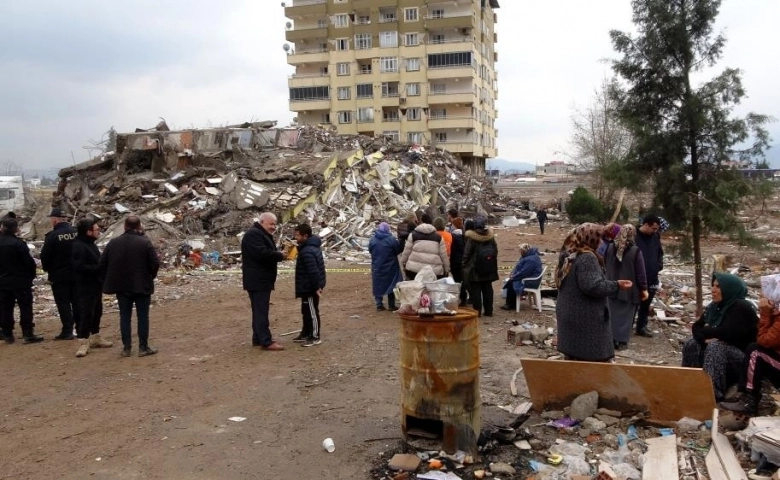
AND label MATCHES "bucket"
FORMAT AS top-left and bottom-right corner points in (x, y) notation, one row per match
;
(400, 309), (480, 456)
